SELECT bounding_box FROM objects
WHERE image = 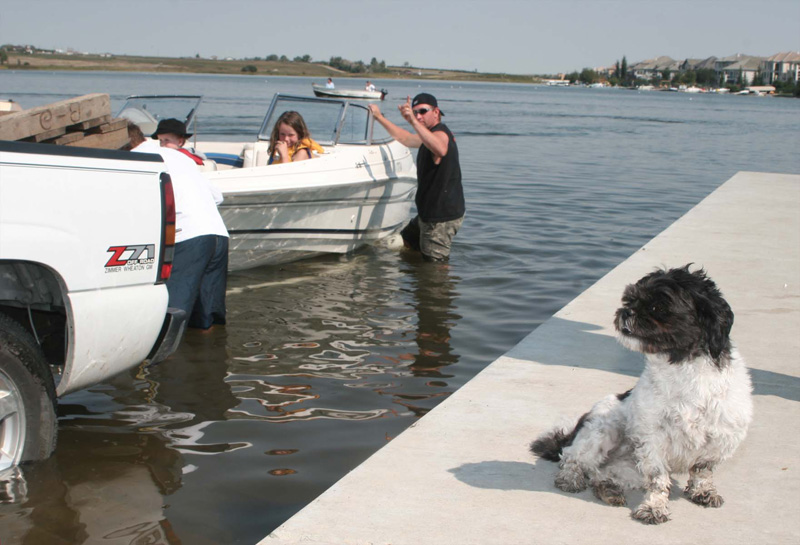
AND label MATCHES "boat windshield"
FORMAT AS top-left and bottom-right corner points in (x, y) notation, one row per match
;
(117, 95), (202, 139)
(116, 94), (393, 147)
(257, 95), (388, 146)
